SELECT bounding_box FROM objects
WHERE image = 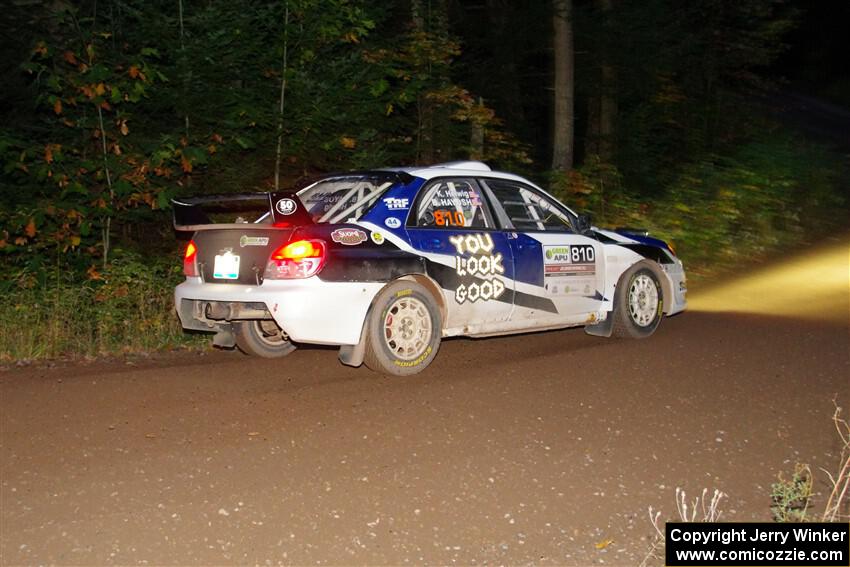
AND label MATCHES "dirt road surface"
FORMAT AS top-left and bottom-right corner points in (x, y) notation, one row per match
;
(2, 240), (848, 565)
